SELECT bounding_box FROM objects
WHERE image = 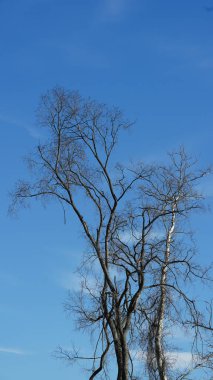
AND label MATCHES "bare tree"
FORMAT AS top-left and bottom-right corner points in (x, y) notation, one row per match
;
(131, 150), (213, 380)
(11, 87), (213, 380)
(11, 87), (148, 379)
